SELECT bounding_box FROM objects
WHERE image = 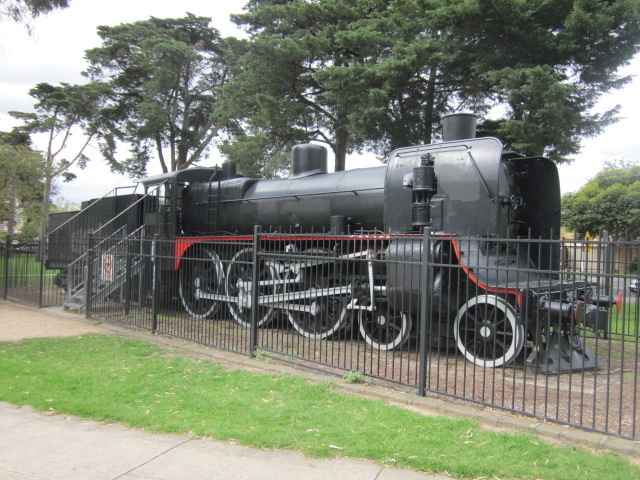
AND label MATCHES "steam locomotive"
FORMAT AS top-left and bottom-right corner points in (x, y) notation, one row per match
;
(49, 113), (617, 371)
